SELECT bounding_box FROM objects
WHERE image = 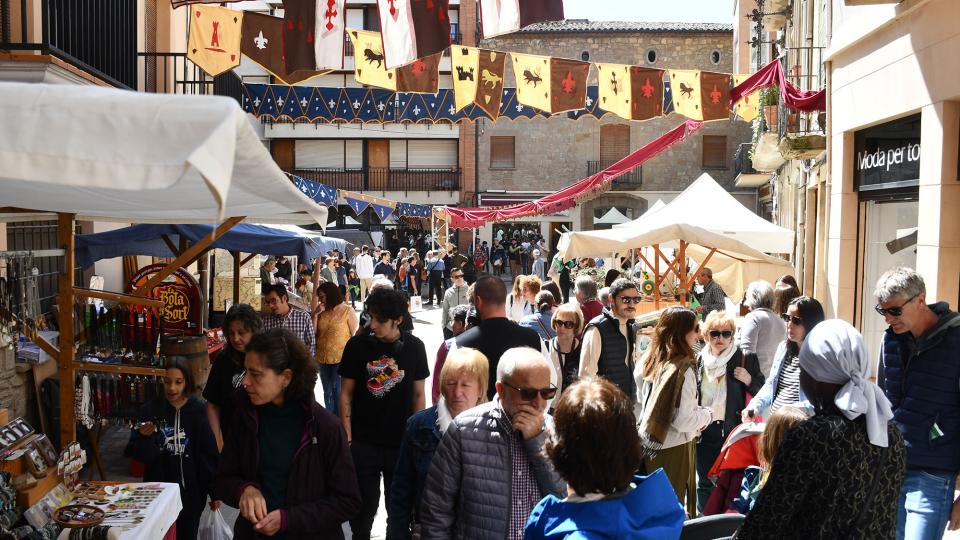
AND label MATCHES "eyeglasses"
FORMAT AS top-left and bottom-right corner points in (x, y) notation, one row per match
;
(554, 320), (577, 329)
(502, 381), (558, 401)
(781, 313), (804, 326)
(452, 273), (464, 279)
(708, 330), (733, 339)
(874, 293), (919, 317)
(617, 295), (642, 304)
